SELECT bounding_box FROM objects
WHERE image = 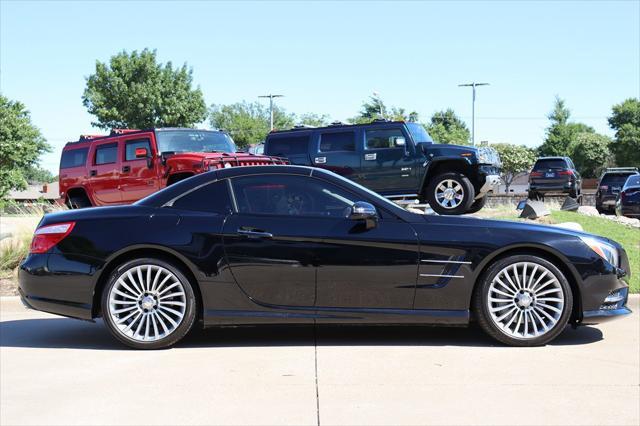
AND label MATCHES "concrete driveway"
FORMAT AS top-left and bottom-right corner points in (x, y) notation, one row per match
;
(1, 296), (638, 426)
